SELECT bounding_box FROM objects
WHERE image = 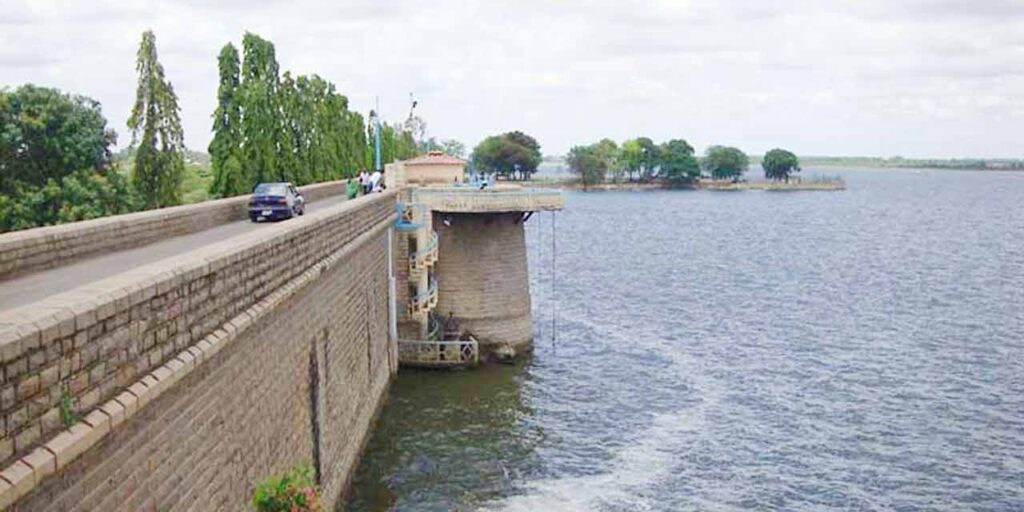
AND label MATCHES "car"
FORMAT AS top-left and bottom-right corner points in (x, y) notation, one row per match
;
(249, 182), (305, 222)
